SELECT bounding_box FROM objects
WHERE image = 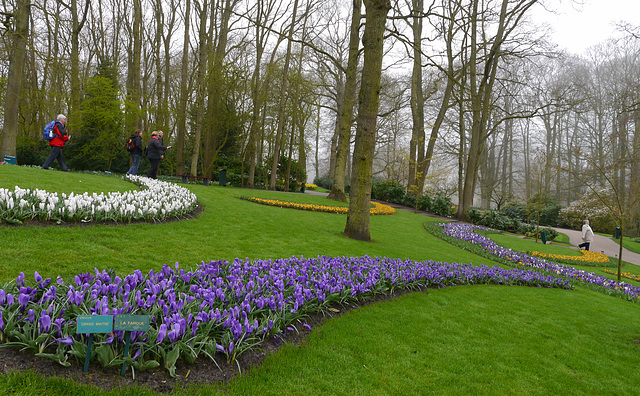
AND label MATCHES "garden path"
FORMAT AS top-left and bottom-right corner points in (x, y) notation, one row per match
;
(552, 227), (640, 266)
